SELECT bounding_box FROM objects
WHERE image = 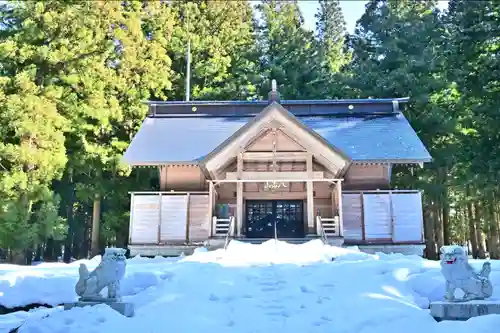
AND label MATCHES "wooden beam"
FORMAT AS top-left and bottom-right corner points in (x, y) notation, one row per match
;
(389, 191), (394, 240)
(236, 153), (243, 237)
(159, 166), (167, 191)
(210, 178), (343, 184)
(157, 193), (162, 243)
(243, 192), (307, 200)
(306, 153), (314, 234)
(128, 191), (209, 194)
(331, 187), (336, 219)
(185, 193), (191, 243)
(225, 171), (324, 181)
(208, 181), (214, 237)
(341, 190), (420, 194)
(129, 193), (135, 244)
(360, 193), (365, 240)
(241, 151), (309, 161)
(336, 180), (344, 237)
